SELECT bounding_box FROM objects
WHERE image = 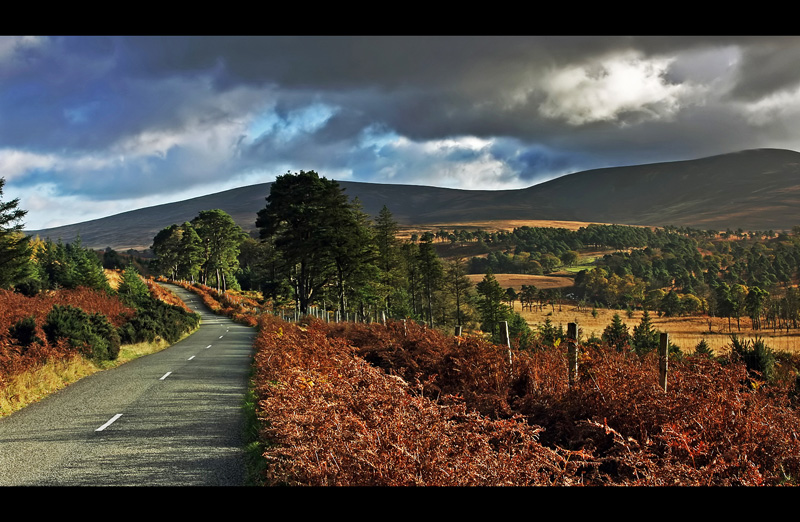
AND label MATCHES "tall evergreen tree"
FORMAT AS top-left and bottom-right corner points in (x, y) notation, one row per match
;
(256, 170), (377, 315)
(476, 269), (510, 339)
(417, 235), (443, 327)
(373, 205), (403, 313)
(631, 309), (660, 355)
(192, 209), (247, 291)
(446, 258), (472, 326)
(0, 178), (32, 289)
